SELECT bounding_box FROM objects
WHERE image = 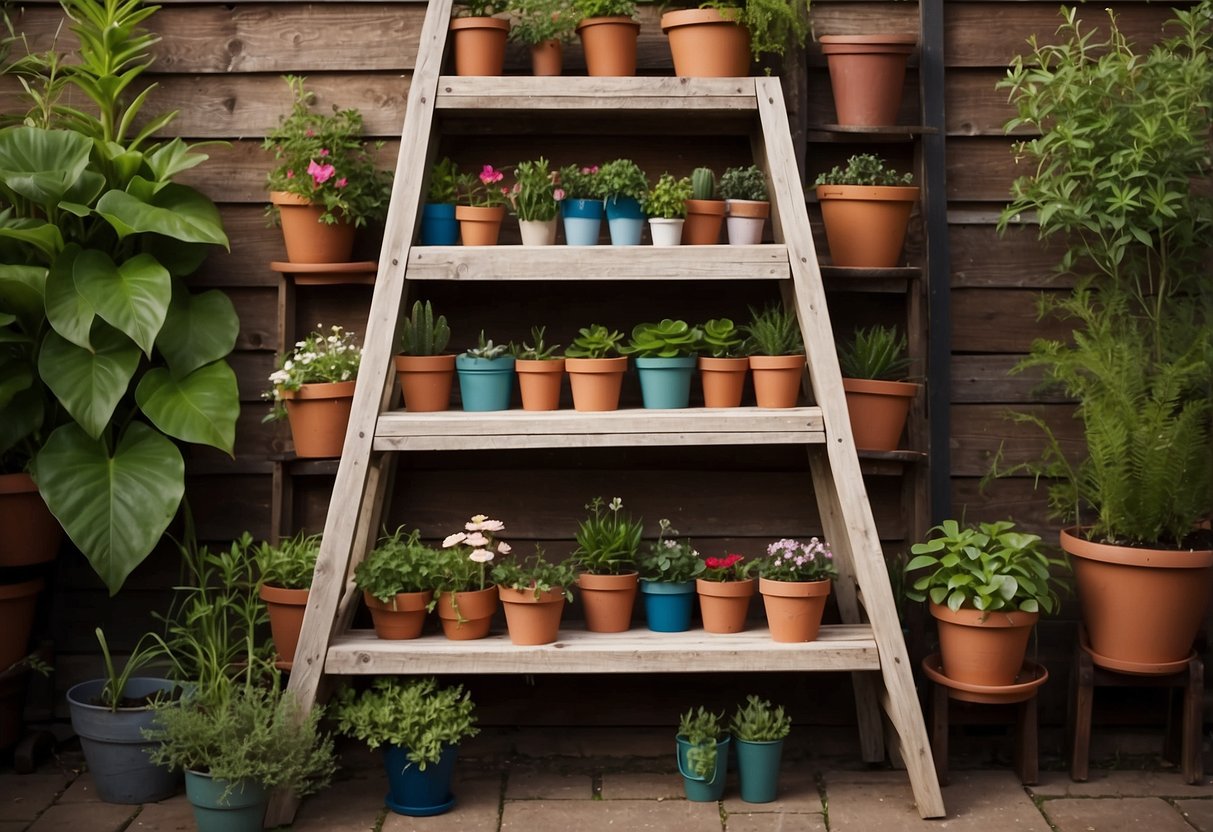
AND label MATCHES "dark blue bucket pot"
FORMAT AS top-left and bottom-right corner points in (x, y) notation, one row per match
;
(383, 744), (458, 816)
(640, 580), (696, 632)
(562, 198), (604, 246)
(605, 196), (645, 245)
(734, 738), (784, 803)
(184, 772), (267, 832)
(676, 735), (730, 802)
(420, 203), (458, 246)
(456, 354), (515, 411)
(634, 356), (697, 409)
